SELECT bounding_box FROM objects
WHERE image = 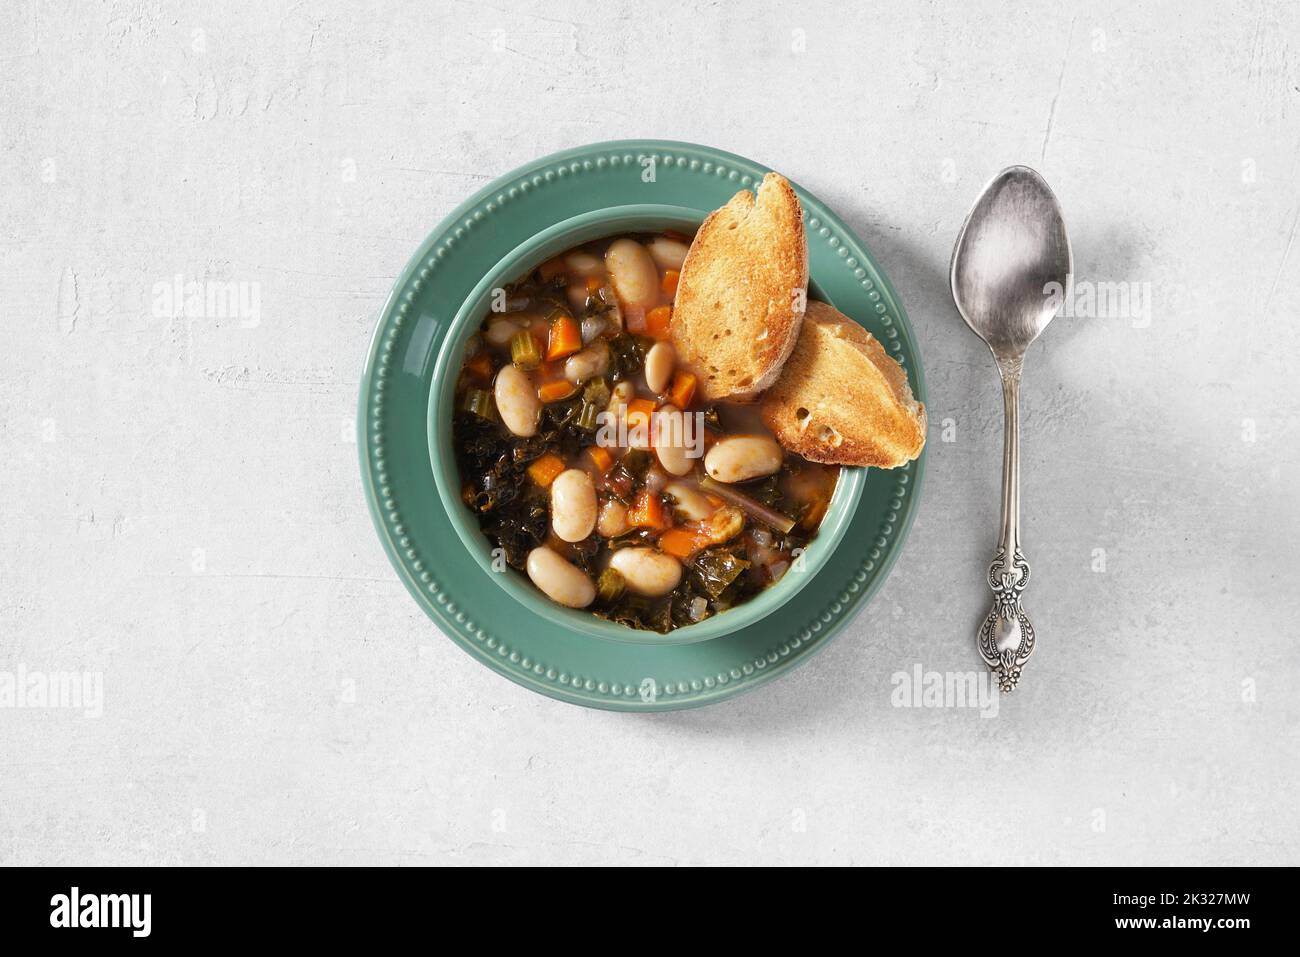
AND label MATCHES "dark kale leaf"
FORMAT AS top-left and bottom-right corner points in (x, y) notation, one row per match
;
(592, 593), (671, 634)
(542, 396), (583, 432)
(453, 412), (550, 569)
(687, 548), (752, 601)
(699, 406), (724, 432)
(743, 475), (783, 507)
(607, 333), (649, 381)
(605, 528), (657, 550)
(481, 495), (548, 569)
(565, 536), (601, 573)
